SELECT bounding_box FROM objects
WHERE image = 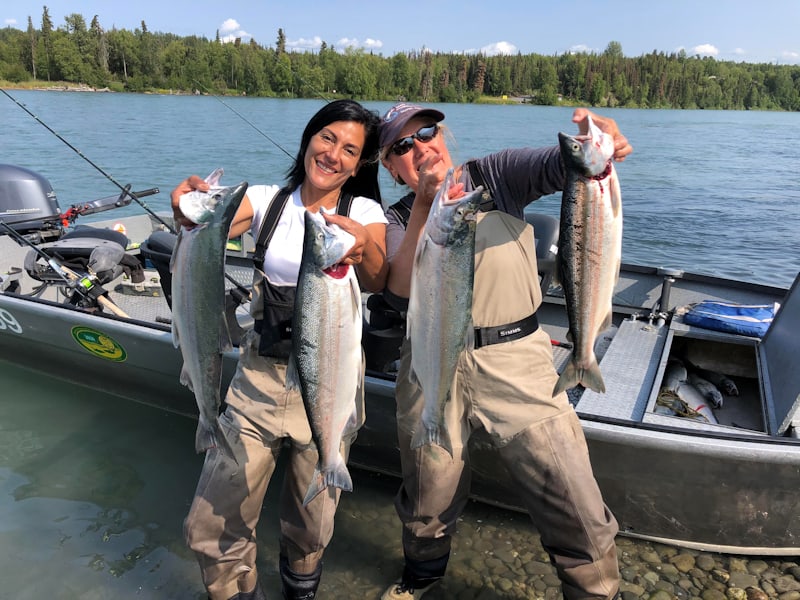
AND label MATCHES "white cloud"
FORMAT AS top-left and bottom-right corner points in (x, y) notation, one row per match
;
(218, 18), (250, 44)
(363, 38), (383, 50)
(569, 44), (594, 54)
(481, 41), (517, 56)
(220, 19), (240, 34)
(781, 50), (800, 64)
(287, 36), (324, 50)
(692, 43), (719, 57)
(733, 48), (746, 56)
(336, 37), (360, 49)
(5, 18), (17, 26)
